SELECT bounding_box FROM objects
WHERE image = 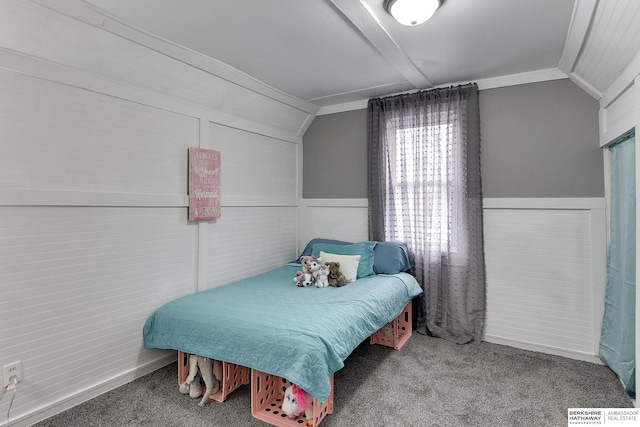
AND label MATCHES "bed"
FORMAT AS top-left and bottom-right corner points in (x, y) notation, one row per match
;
(143, 239), (422, 405)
